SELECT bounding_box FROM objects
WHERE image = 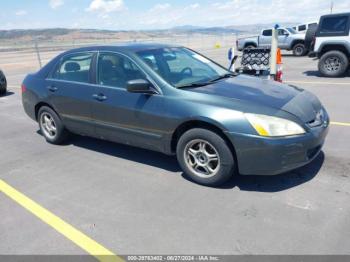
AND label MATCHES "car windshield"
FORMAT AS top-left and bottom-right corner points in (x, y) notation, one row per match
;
(136, 47), (232, 88)
(287, 28), (297, 34)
